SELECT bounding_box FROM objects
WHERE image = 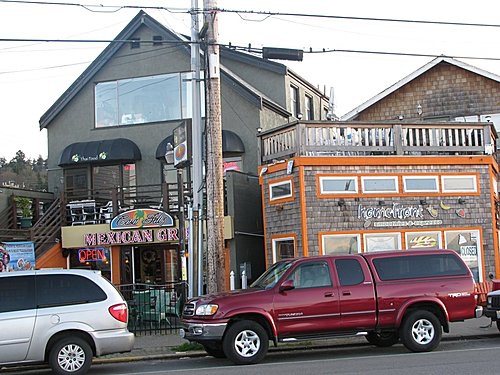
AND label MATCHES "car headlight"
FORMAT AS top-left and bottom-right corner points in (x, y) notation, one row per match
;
(195, 304), (219, 316)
